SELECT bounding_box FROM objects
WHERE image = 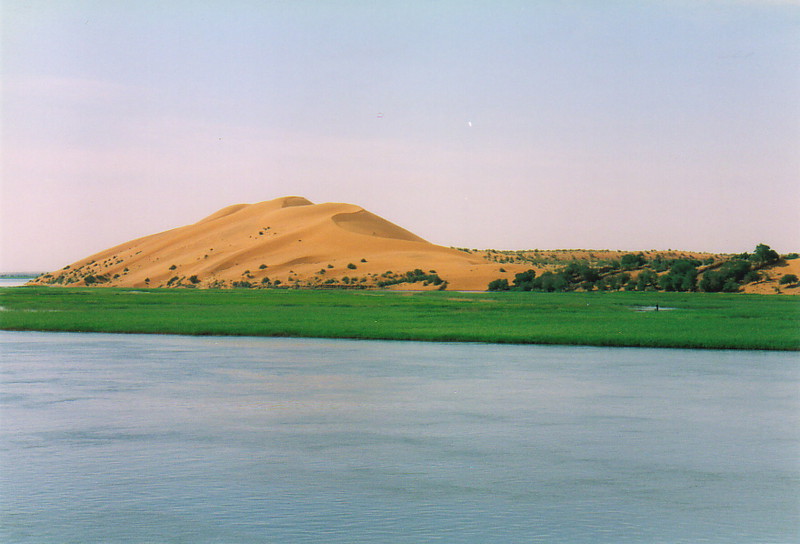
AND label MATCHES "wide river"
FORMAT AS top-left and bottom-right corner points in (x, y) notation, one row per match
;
(1, 331), (798, 543)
